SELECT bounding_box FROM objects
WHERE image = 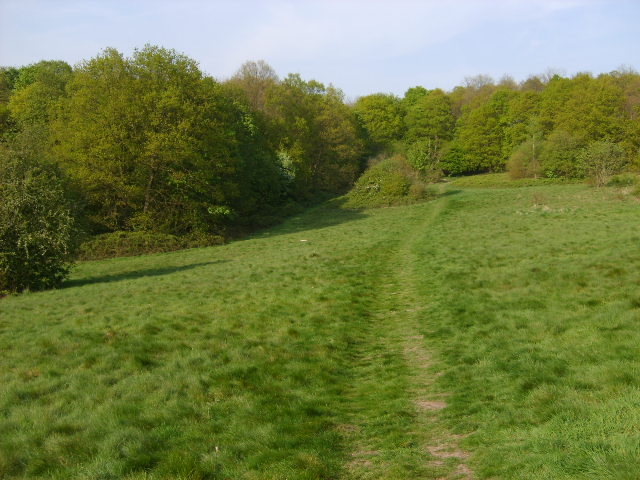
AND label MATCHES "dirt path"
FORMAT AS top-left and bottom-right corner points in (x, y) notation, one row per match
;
(343, 193), (474, 479)
(392, 195), (474, 479)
